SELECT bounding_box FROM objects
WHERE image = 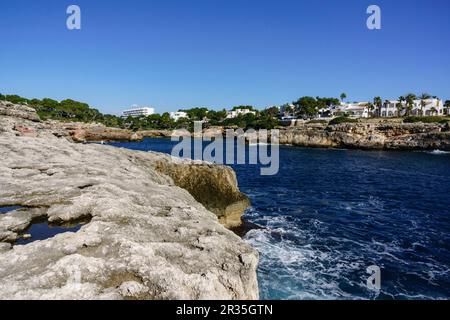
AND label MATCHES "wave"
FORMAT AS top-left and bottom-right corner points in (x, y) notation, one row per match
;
(243, 208), (449, 300)
(427, 149), (450, 155)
